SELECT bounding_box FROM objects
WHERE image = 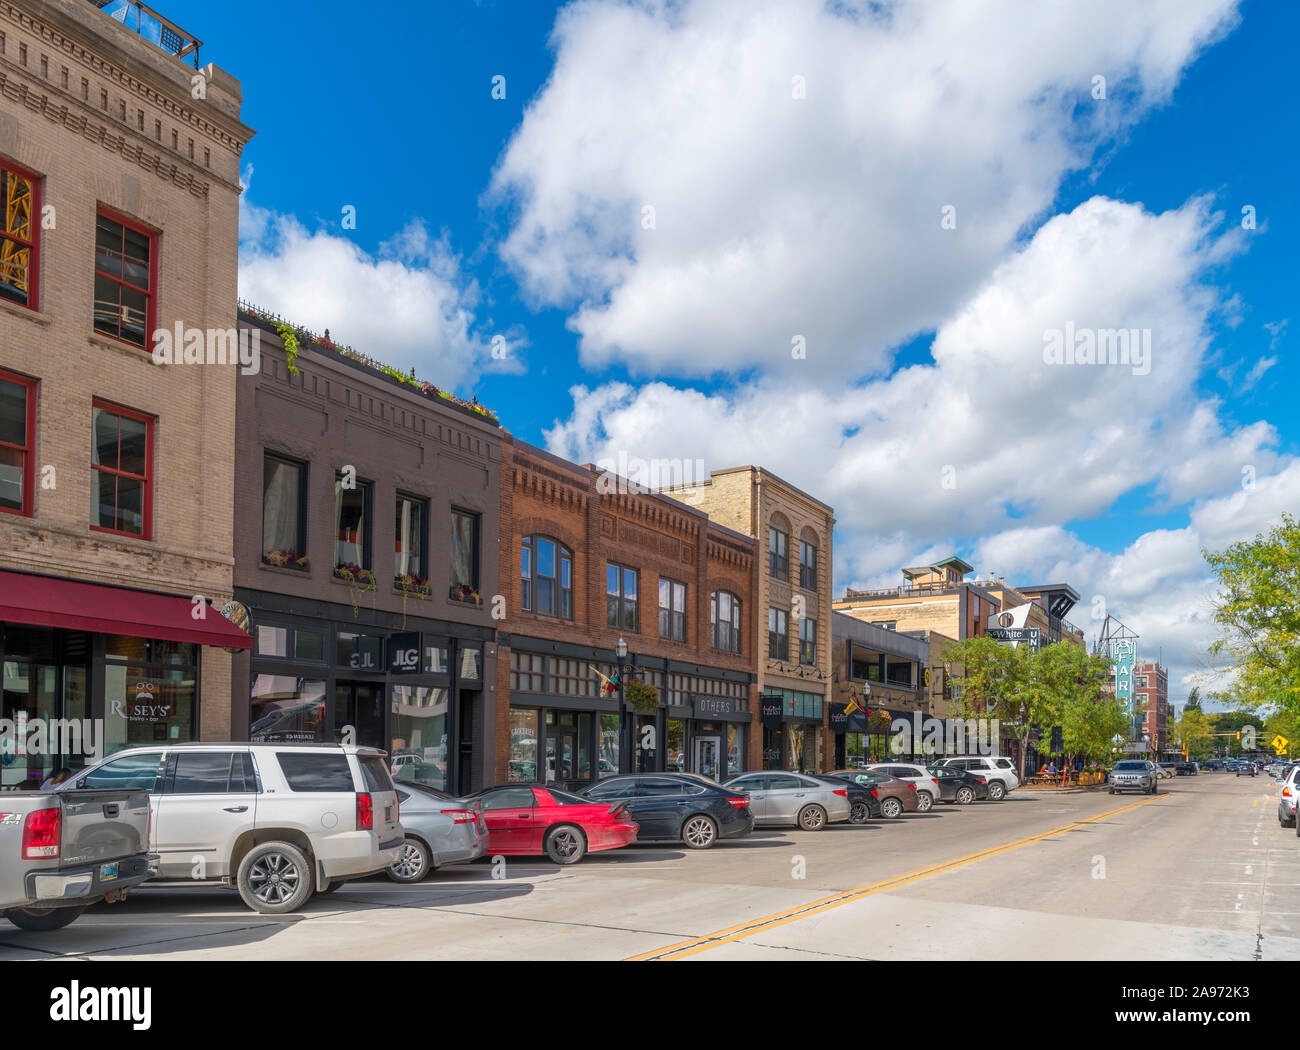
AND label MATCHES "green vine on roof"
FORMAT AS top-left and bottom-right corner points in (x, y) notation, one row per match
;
(275, 320), (300, 376)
